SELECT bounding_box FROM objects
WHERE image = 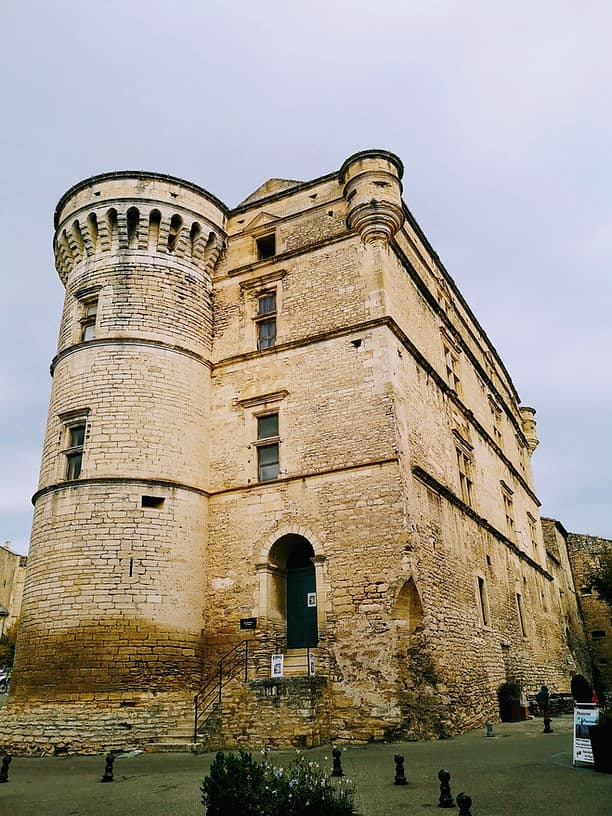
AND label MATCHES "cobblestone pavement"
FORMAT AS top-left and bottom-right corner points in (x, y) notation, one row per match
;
(0, 712), (610, 815)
